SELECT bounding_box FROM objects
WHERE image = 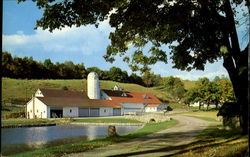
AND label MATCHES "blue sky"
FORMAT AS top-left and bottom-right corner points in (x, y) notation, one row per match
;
(3, 0), (249, 80)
